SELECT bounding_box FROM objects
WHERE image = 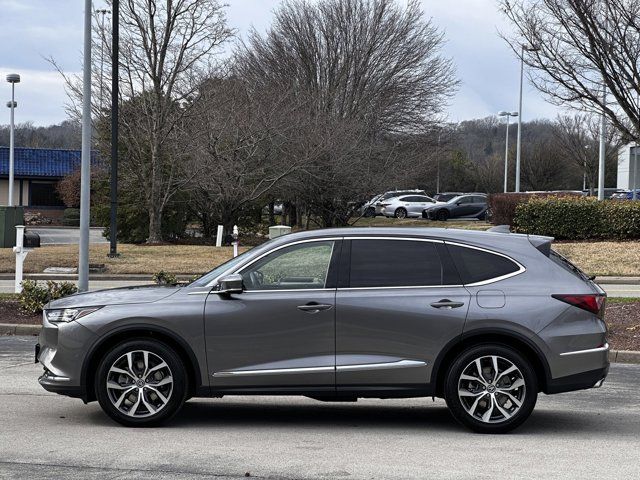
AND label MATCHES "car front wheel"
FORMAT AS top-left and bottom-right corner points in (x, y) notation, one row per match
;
(95, 339), (188, 427)
(394, 208), (408, 219)
(444, 344), (538, 433)
(436, 209), (449, 221)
